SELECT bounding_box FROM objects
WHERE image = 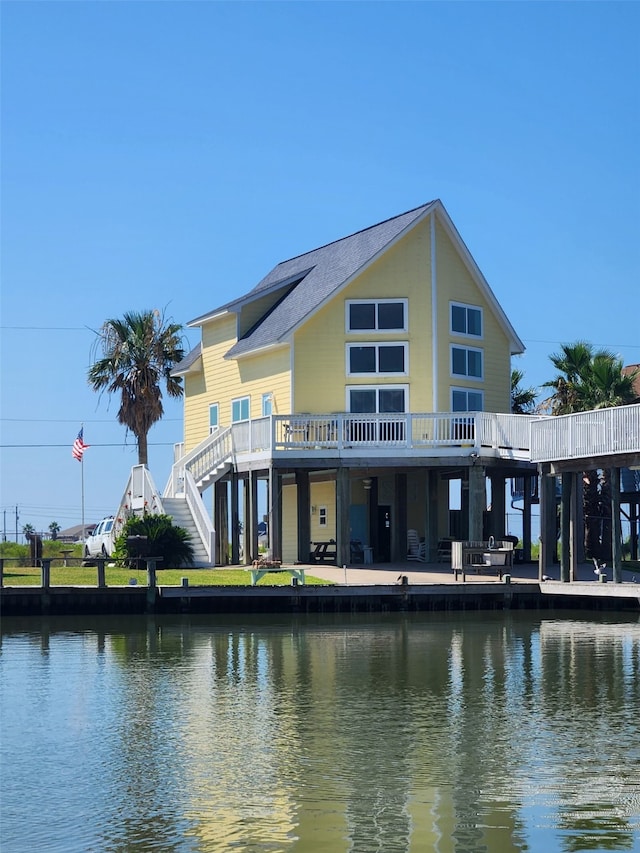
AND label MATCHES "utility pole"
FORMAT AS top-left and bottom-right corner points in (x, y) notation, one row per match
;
(3, 508), (6, 542)
(15, 506), (19, 543)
